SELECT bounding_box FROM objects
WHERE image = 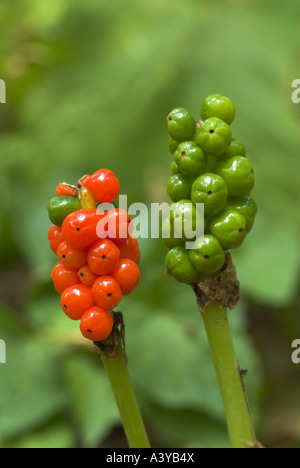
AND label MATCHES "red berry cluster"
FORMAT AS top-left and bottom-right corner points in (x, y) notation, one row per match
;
(48, 169), (140, 343)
